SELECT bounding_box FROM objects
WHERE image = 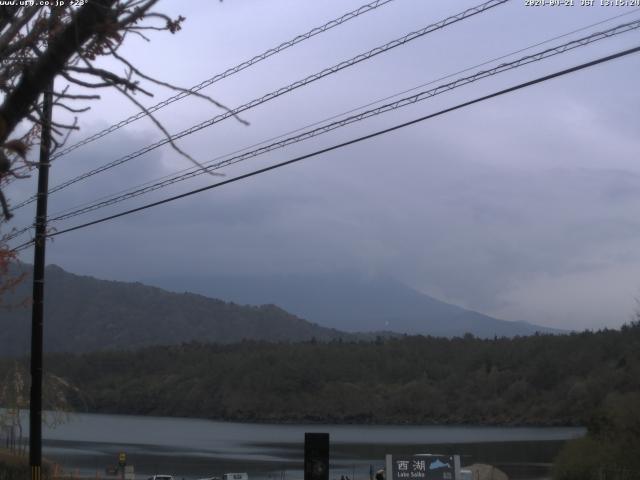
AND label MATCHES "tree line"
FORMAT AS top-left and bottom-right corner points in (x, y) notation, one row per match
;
(1, 324), (638, 426)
